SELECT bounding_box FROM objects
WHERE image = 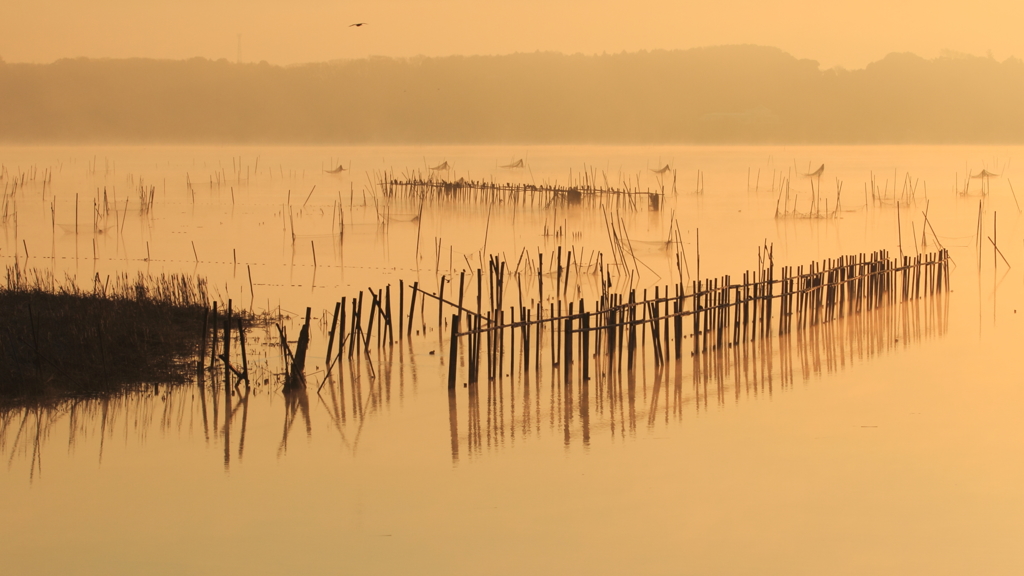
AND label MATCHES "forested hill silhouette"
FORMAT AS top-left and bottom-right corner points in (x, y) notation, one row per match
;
(2, 45), (1023, 144)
